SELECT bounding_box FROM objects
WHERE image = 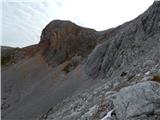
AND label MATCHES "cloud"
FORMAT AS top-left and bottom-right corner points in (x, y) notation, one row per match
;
(2, 0), (60, 47)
